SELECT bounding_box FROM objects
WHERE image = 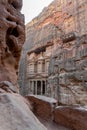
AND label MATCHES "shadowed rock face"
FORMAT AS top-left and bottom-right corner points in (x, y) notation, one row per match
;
(0, 0), (25, 92)
(0, 1), (47, 130)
